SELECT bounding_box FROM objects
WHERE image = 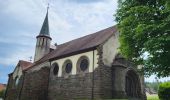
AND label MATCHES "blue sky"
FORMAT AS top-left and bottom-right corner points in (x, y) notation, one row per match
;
(0, 0), (169, 84)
